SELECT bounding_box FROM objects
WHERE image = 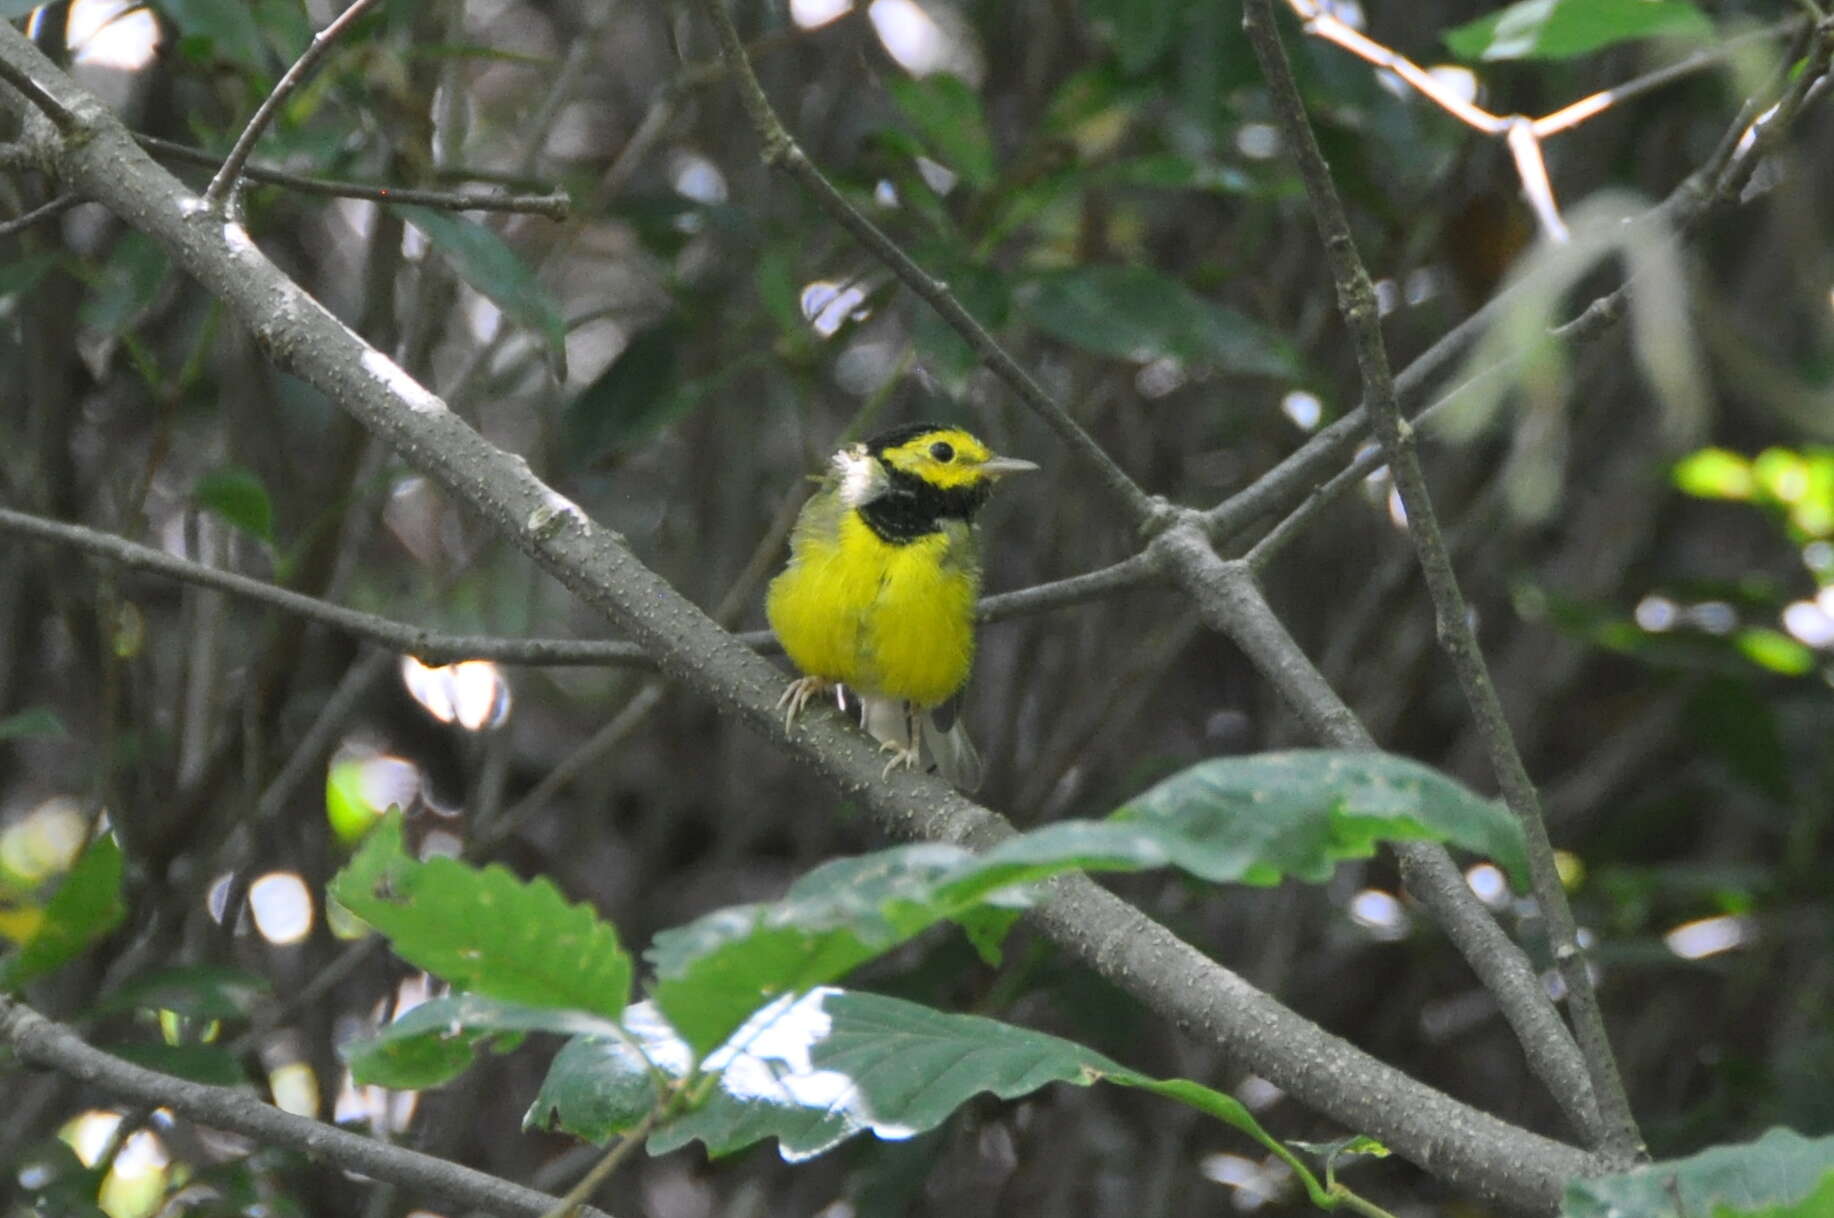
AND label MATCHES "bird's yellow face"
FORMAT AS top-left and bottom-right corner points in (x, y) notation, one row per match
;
(874, 426), (1034, 492)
